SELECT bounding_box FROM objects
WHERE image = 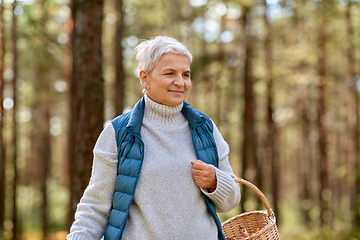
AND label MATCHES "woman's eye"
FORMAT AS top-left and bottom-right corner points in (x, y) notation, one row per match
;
(183, 74), (190, 78)
(165, 72), (172, 75)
